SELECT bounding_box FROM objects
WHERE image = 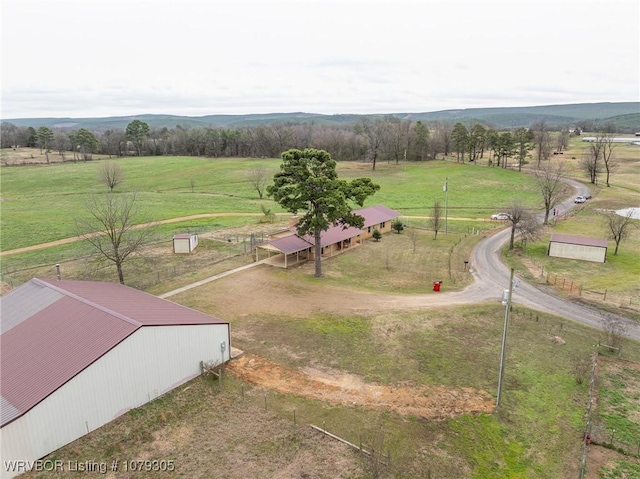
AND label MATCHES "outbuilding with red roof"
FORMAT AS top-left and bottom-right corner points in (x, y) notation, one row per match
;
(0, 278), (230, 478)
